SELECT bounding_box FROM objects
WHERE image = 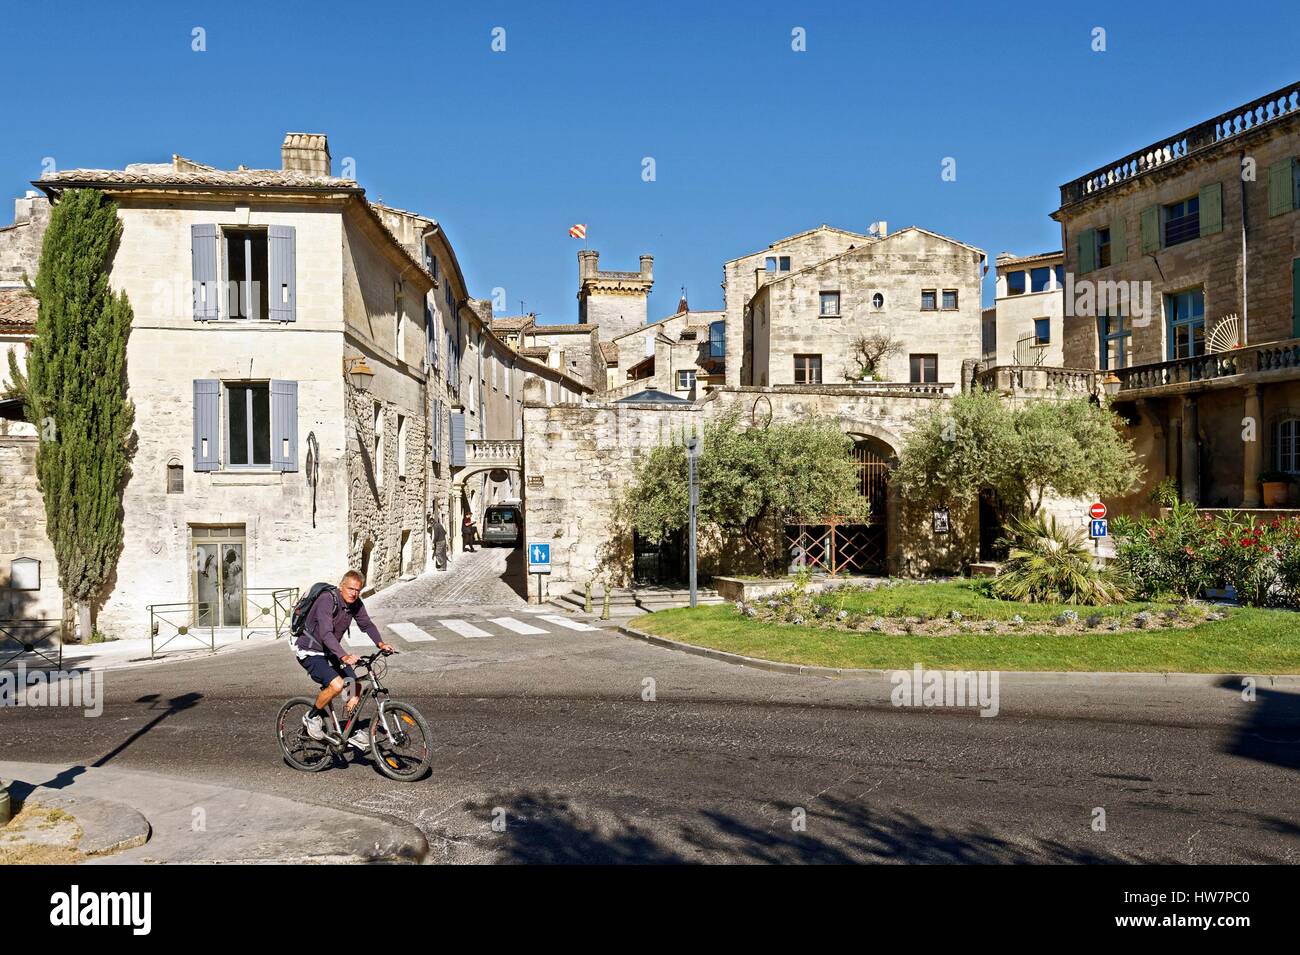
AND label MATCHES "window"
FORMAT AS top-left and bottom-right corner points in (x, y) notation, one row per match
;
(1034, 318), (1051, 345)
(676, 369), (696, 391)
(1164, 196), (1200, 247)
(942, 289), (958, 310)
(765, 256), (777, 272)
(1277, 419), (1300, 474)
(1096, 228), (1112, 269)
(1006, 271), (1026, 296)
(793, 354), (822, 385)
(872, 292), (884, 309)
(708, 321), (725, 358)
(1166, 290), (1205, 359)
(819, 291), (840, 316)
(981, 315), (996, 356)
(921, 289), (937, 311)
(1029, 267), (1053, 293)
(1098, 313), (1131, 370)
(1054, 265), (1065, 288)
(167, 463), (184, 494)
(779, 256), (791, 272)
(223, 228), (269, 320)
(373, 402), (385, 487)
(397, 414), (407, 478)
(909, 354), (938, 383)
(226, 383), (270, 467)
(396, 311), (406, 362)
